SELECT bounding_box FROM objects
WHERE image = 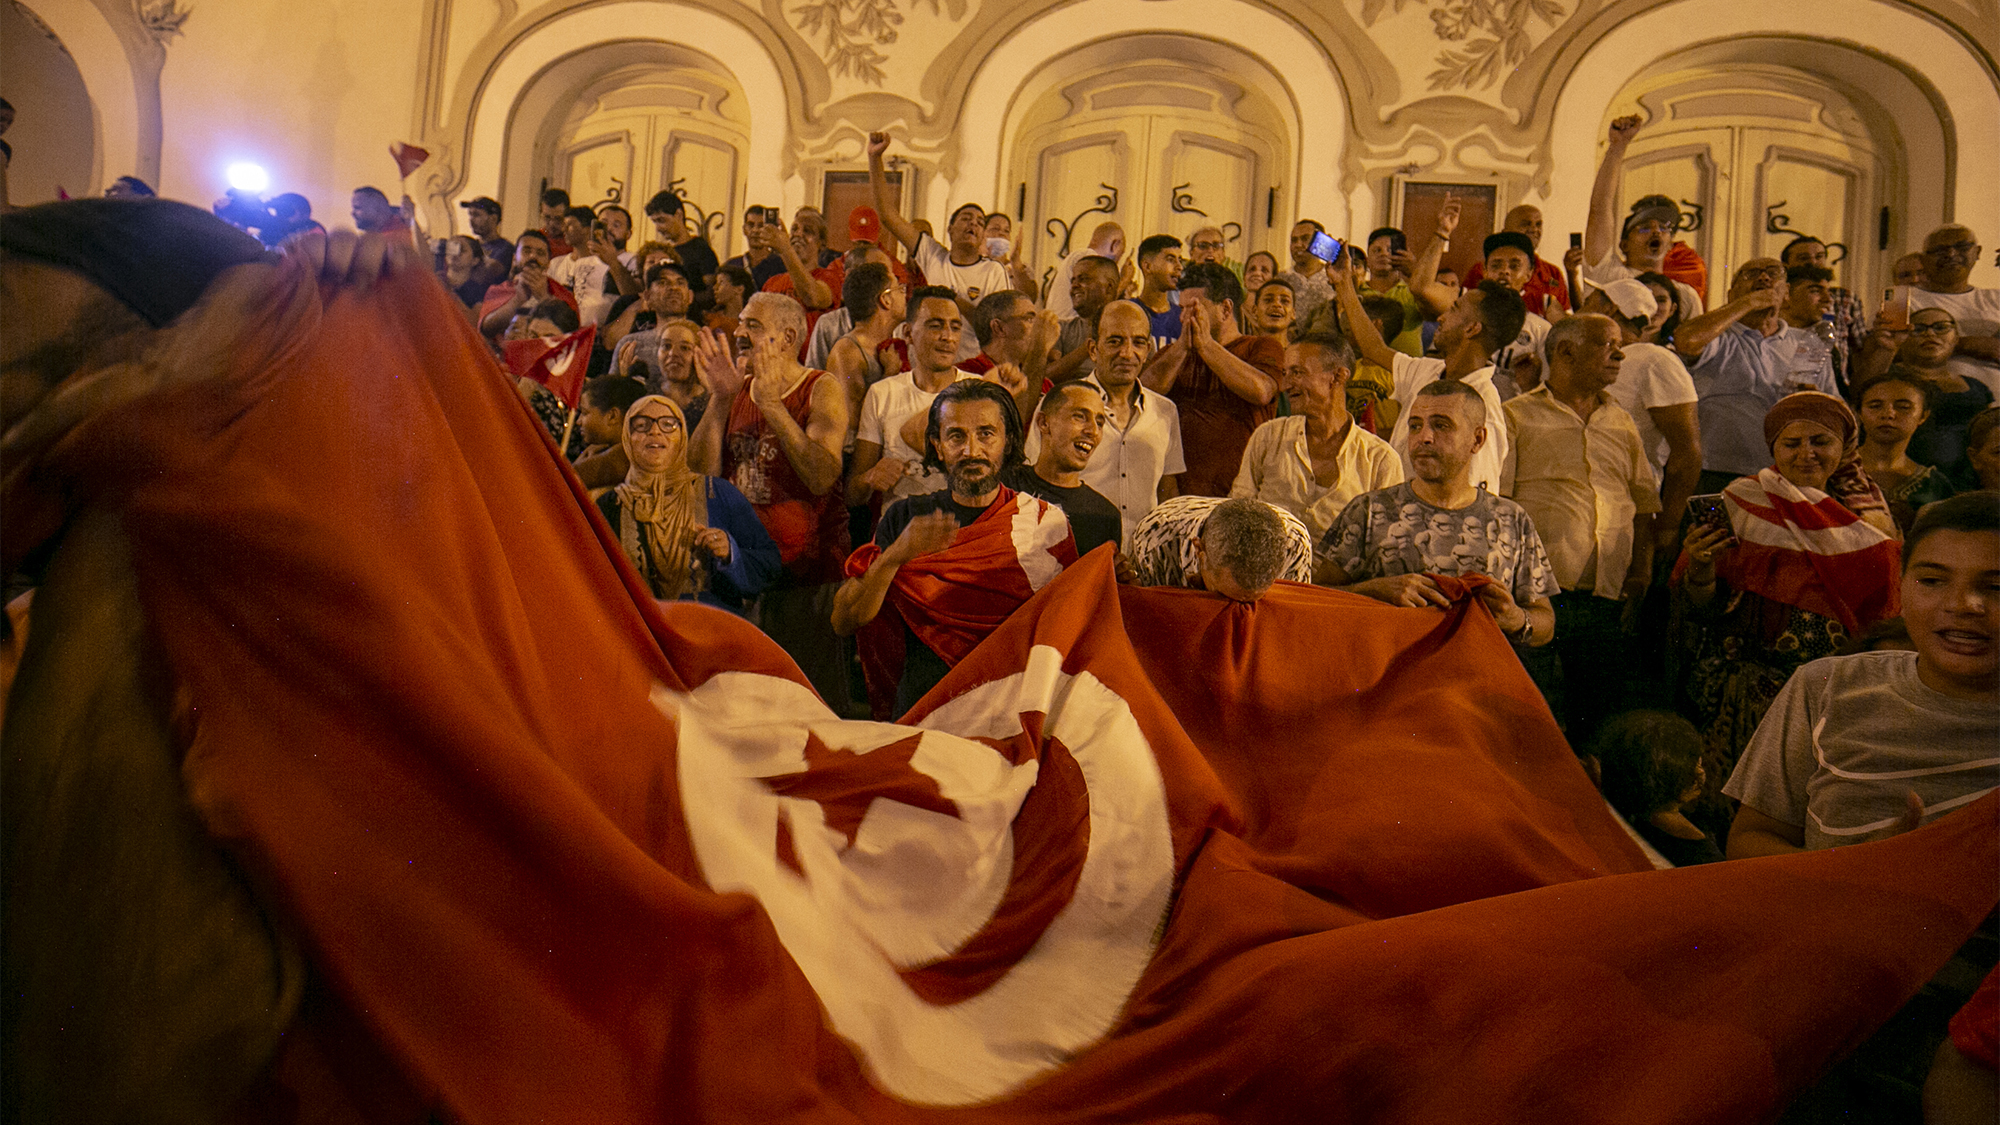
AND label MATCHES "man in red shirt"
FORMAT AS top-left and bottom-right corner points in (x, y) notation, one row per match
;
(1462, 204), (1570, 319)
(1139, 261), (1282, 496)
(689, 291), (853, 713)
